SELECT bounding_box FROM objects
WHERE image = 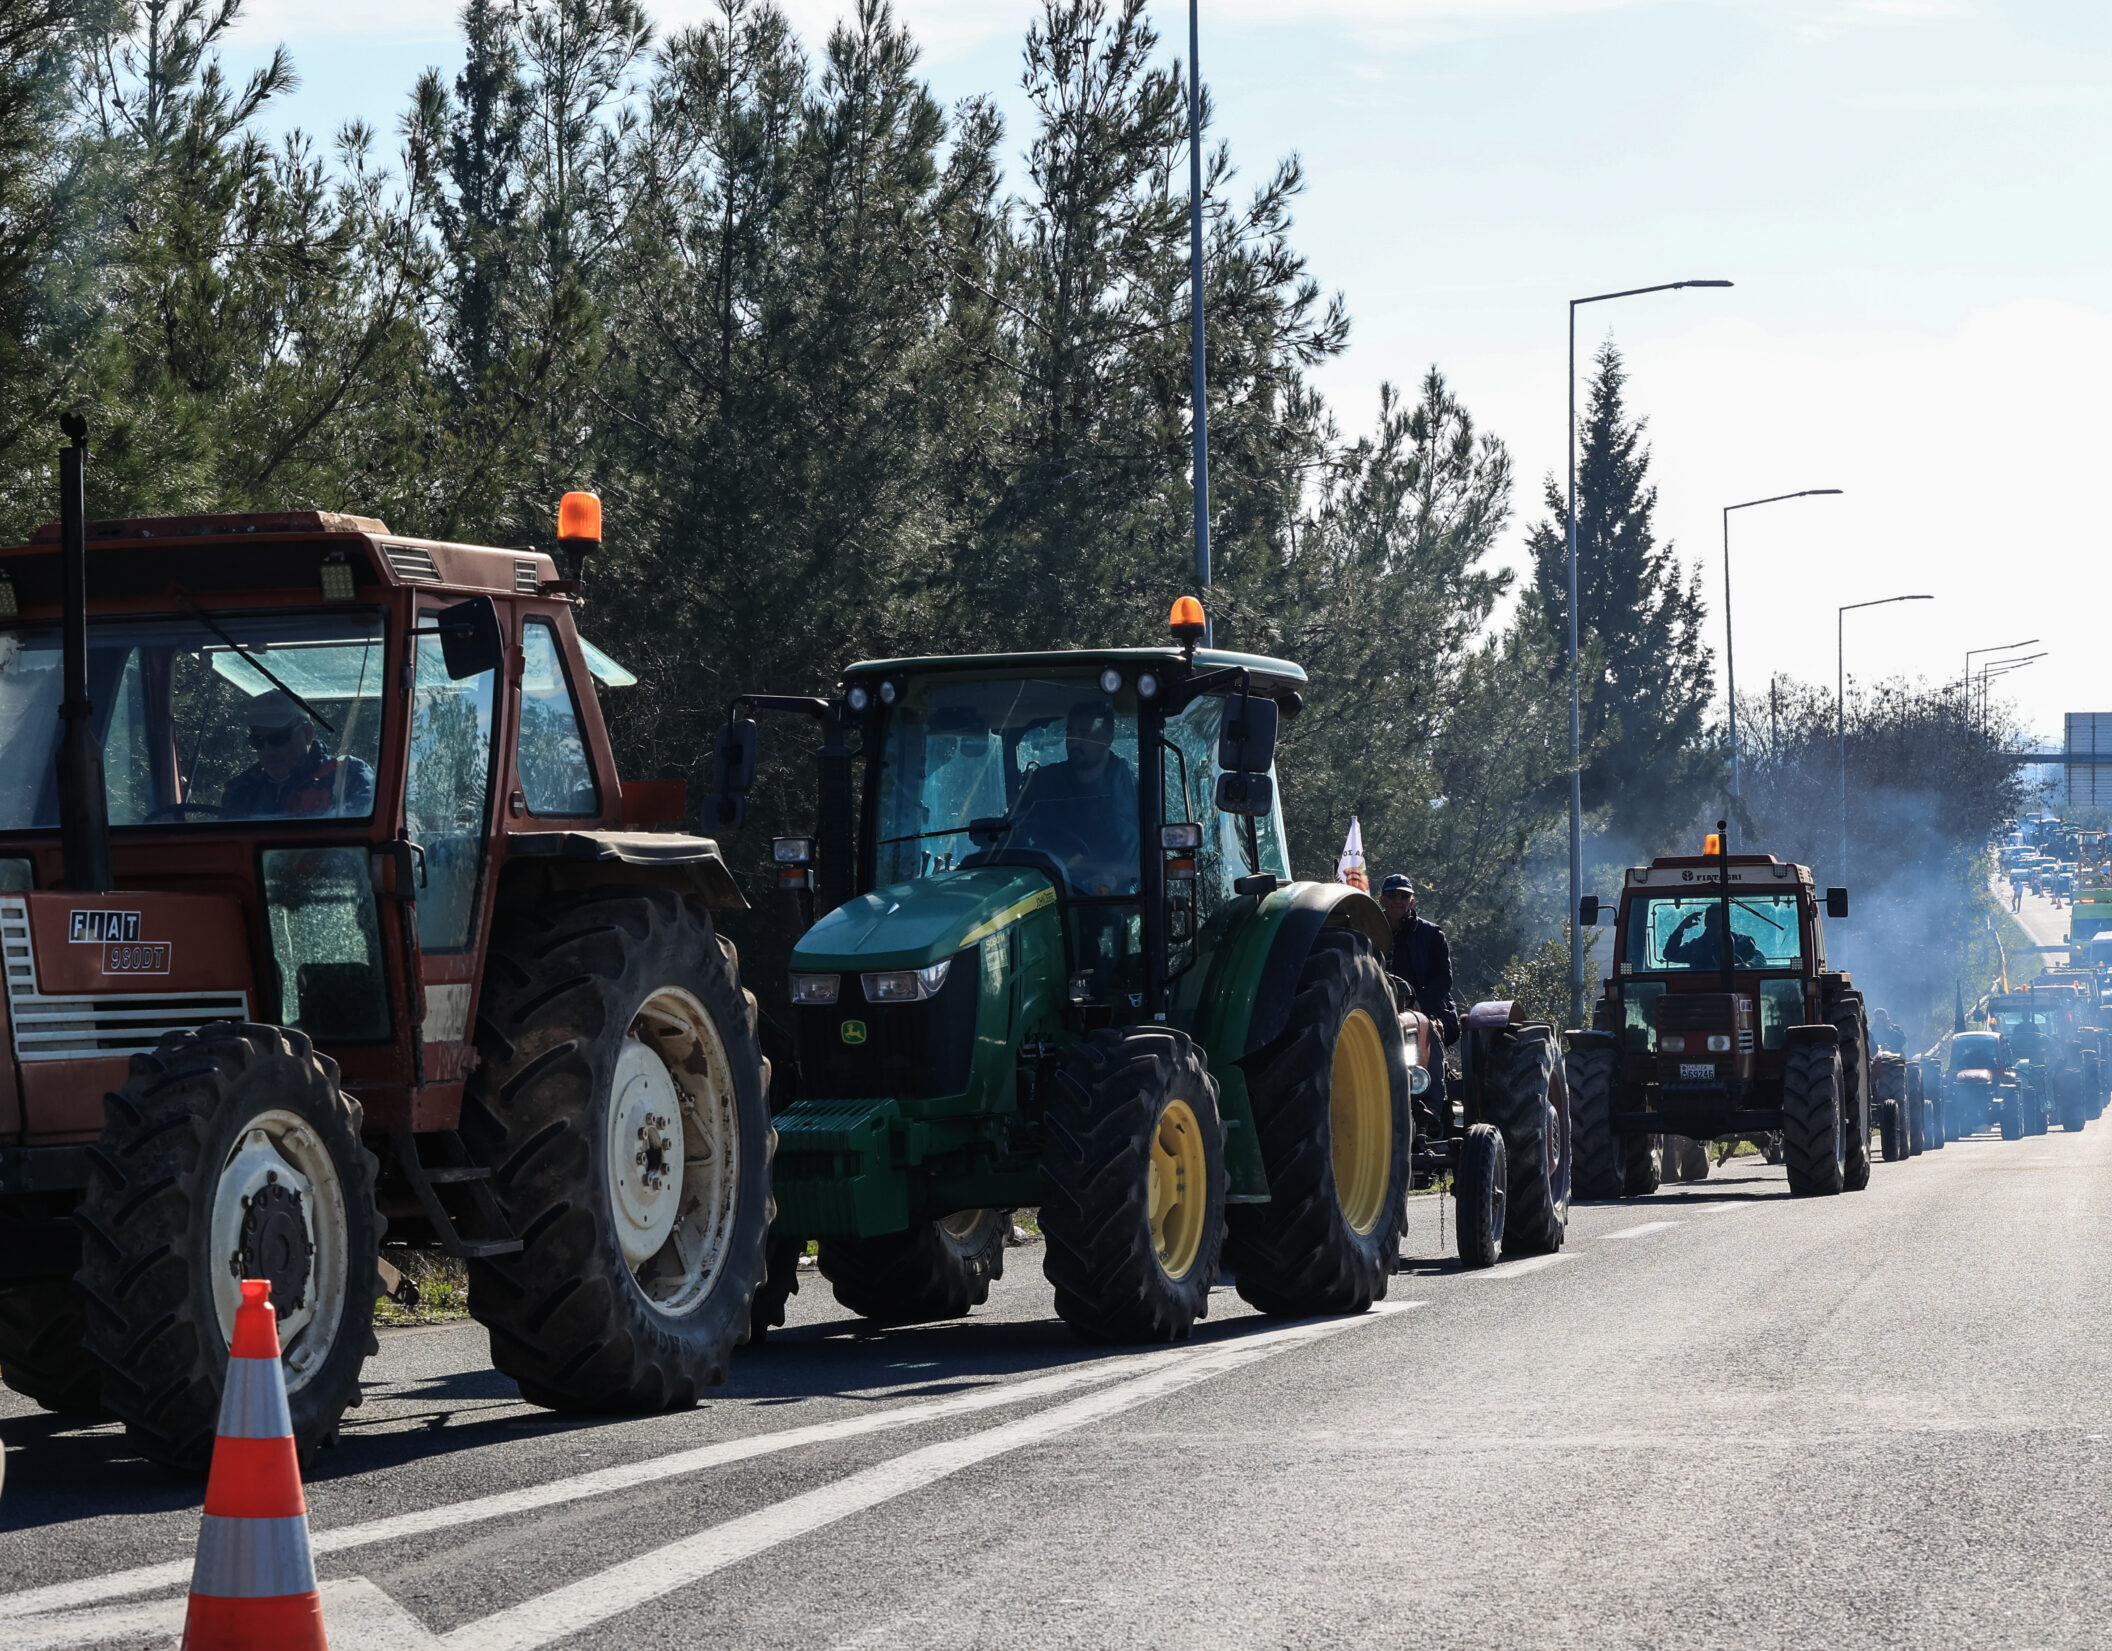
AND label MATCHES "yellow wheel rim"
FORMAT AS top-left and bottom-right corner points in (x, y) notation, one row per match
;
(1330, 1008), (1393, 1235)
(1149, 1098), (1208, 1280)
